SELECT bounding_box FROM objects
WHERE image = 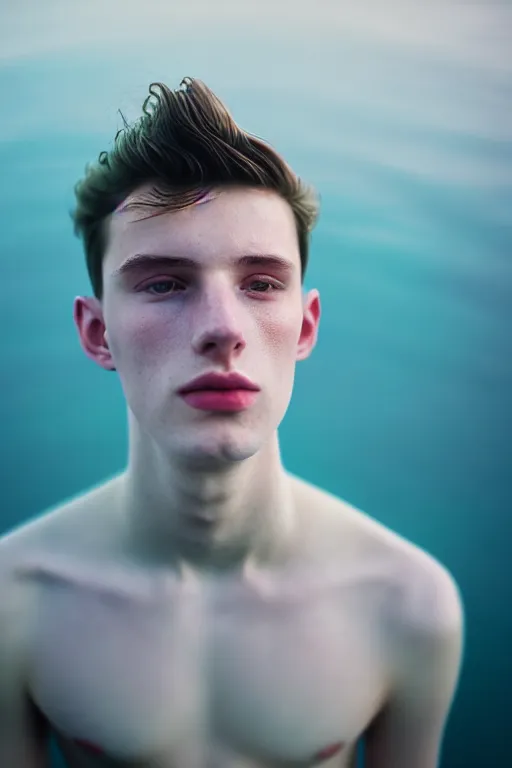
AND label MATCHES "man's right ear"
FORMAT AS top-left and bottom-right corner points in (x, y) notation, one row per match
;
(73, 296), (116, 372)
